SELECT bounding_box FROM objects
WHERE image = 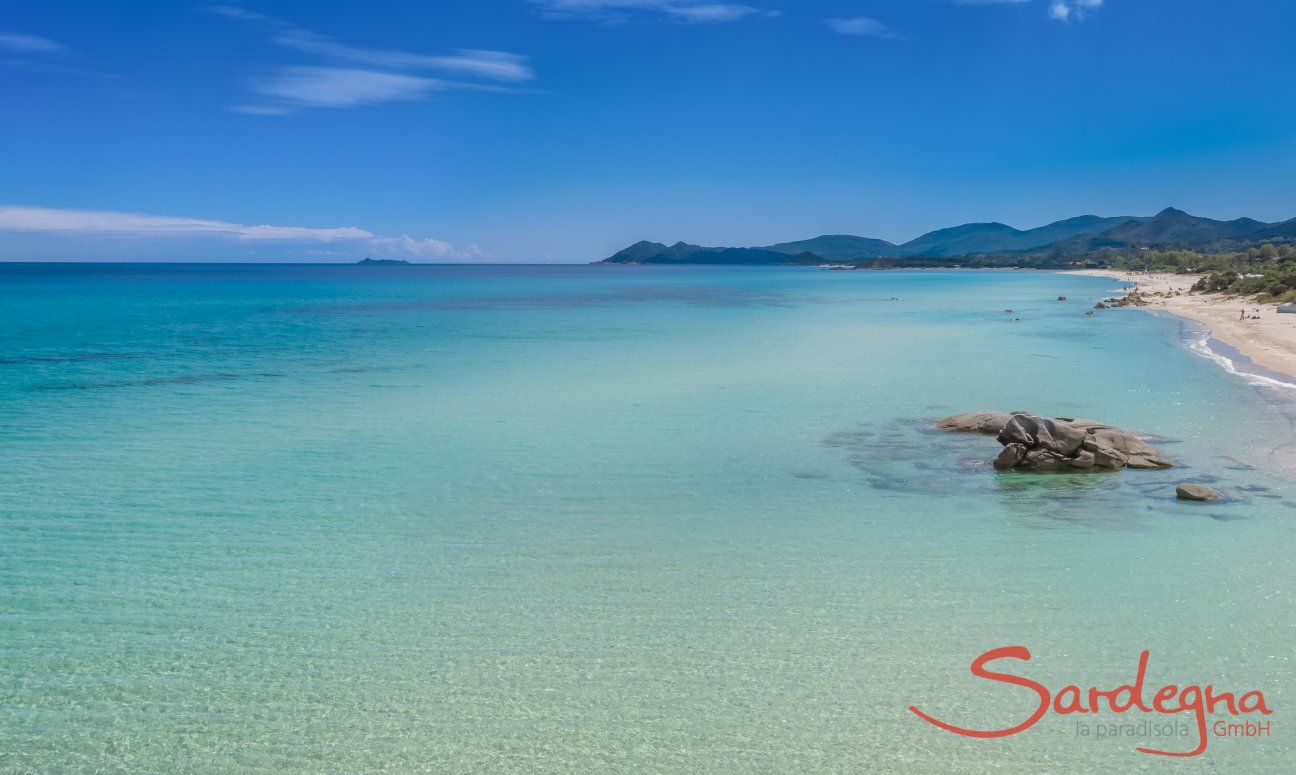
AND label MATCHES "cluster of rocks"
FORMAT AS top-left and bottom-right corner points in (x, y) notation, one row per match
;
(936, 410), (1227, 501)
(1104, 289), (1149, 308)
(935, 411), (1173, 472)
(1101, 287), (1189, 309)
